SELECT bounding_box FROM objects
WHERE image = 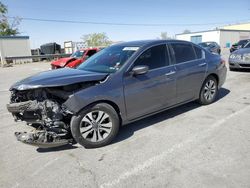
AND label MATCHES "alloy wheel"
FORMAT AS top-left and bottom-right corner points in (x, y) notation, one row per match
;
(80, 110), (113, 142)
(204, 79), (216, 101)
